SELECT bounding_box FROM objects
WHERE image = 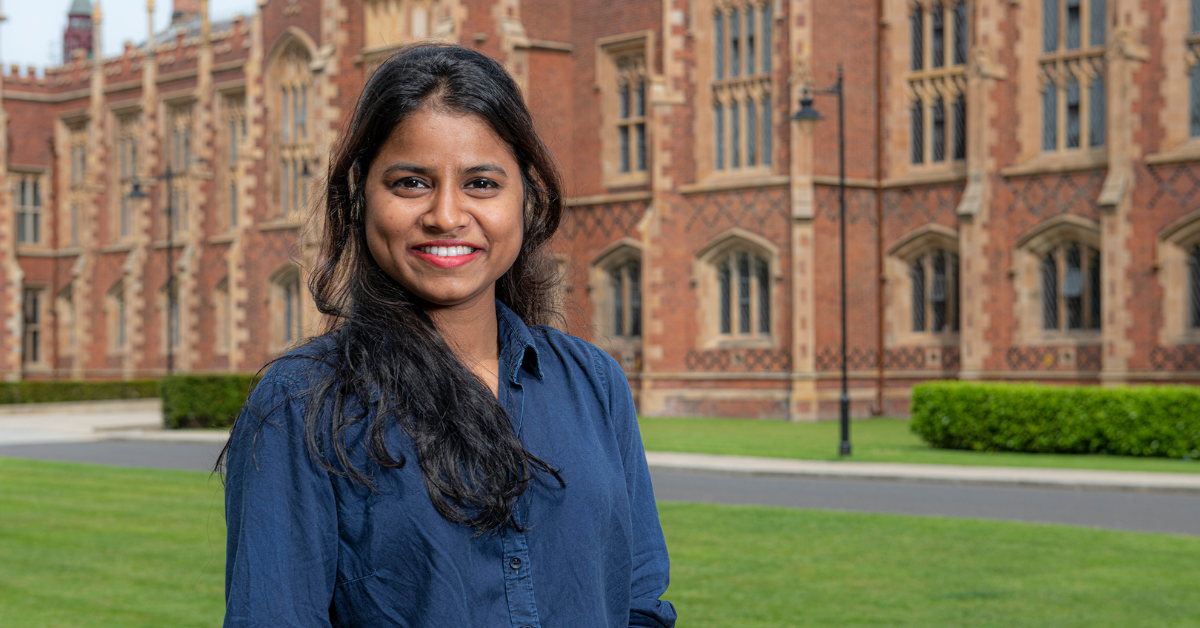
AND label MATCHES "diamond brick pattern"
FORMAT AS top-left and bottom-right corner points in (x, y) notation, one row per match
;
(998, 171), (1105, 223)
(682, 187), (788, 232)
(561, 202), (647, 240)
(685, 347), (791, 372)
(882, 184), (964, 228)
(1146, 163), (1200, 211)
(1149, 345), (1200, 371)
